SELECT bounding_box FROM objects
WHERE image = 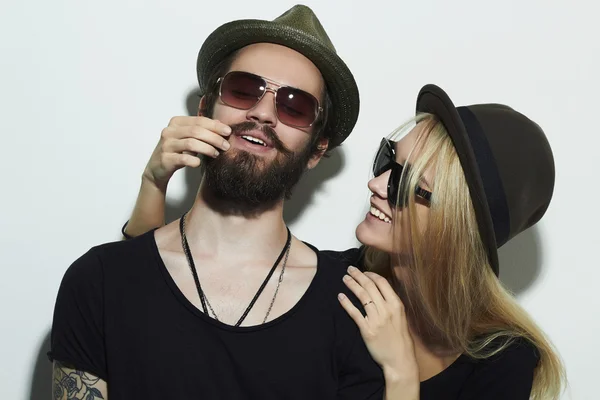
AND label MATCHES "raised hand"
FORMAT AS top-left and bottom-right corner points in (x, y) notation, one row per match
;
(143, 116), (232, 190)
(338, 266), (419, 398)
